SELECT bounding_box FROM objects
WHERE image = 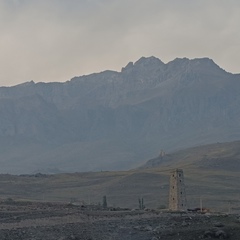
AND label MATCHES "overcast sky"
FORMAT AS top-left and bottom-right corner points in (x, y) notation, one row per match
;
(0, 0), (239, 86)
